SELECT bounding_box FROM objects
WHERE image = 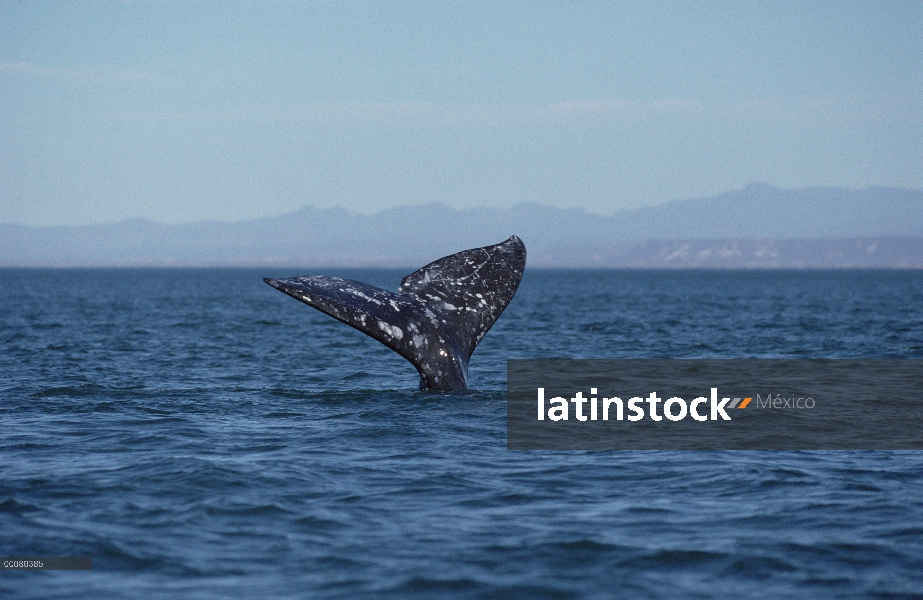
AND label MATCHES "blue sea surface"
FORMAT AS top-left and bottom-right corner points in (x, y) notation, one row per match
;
(2, 268), (923, 599)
